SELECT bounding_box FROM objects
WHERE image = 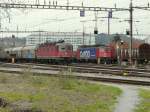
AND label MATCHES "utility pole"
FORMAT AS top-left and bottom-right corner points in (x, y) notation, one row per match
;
(108, 17), (110, 35)
(83, 29), (85, 45)
(89, 32), (91, 45)
(67, 0), (69, 6)
(39, 29), (41, 44)
(67, 0), (69, 10)
(0, 18), (1, 30)
(98, 16), (119, 35)
(80, 20), (86, 45)
(80, 21), (86, 45)
(129, 0), (133, 65)
(17, 25), (18, 38)
(108, 11), (112, 35)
